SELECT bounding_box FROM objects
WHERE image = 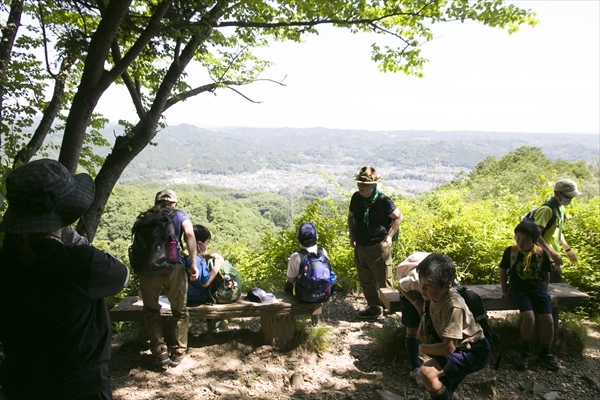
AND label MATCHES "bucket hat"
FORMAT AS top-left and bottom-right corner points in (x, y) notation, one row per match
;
(155, 189), (178, 204)
(554, 179), (582, 198)
(353, 166), (383, 184)
(0, 159), (95, 234)
(245, 288), (275, 303)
